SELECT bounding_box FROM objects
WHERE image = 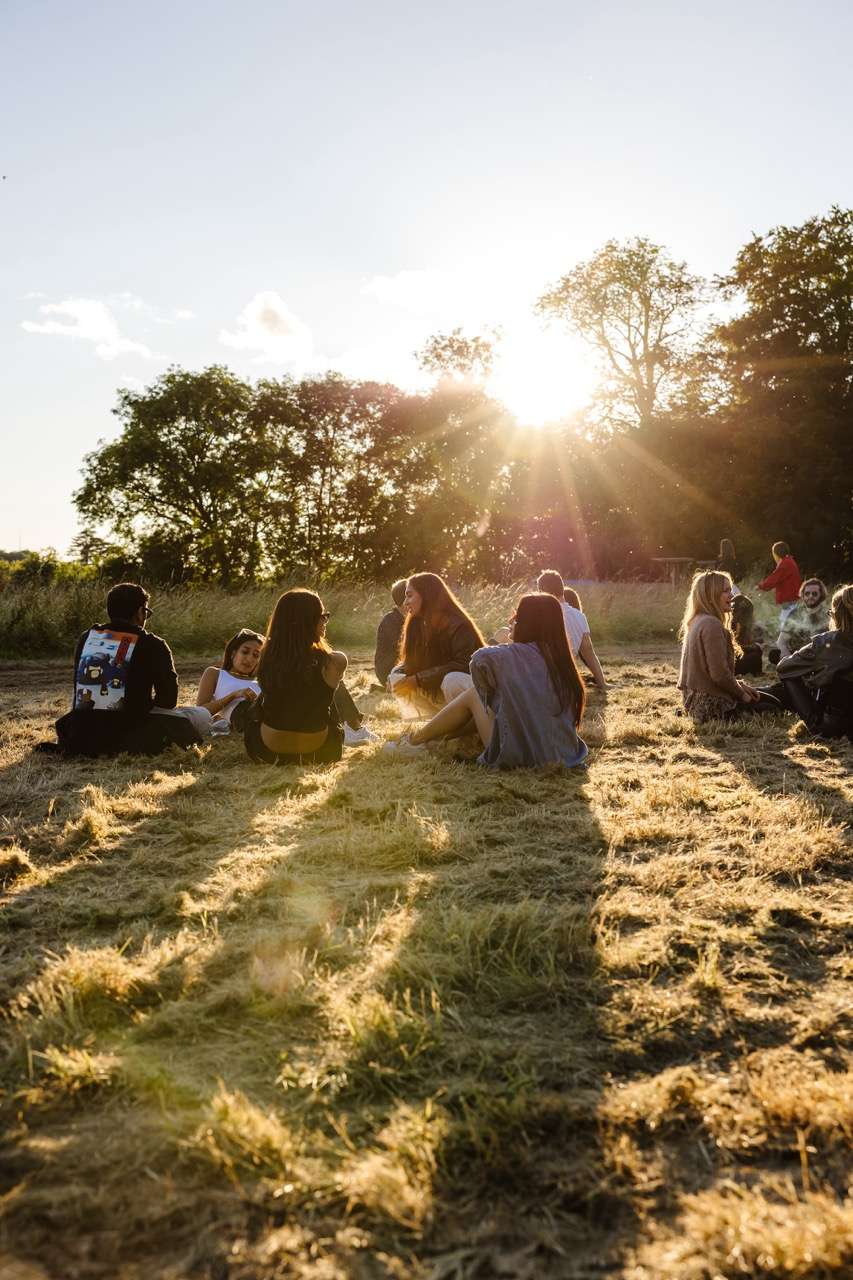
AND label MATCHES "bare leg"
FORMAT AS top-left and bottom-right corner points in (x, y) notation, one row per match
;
(409, 685), (494, 748)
